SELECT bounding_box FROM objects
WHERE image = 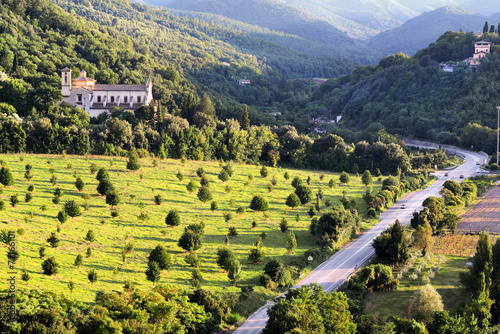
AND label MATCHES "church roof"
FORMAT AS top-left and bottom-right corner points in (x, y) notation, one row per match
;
(92, 84), (147, 91)
(475, 40), (492, 44)
(73, 76), (94, 82)
(61, 68), (71, 72)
